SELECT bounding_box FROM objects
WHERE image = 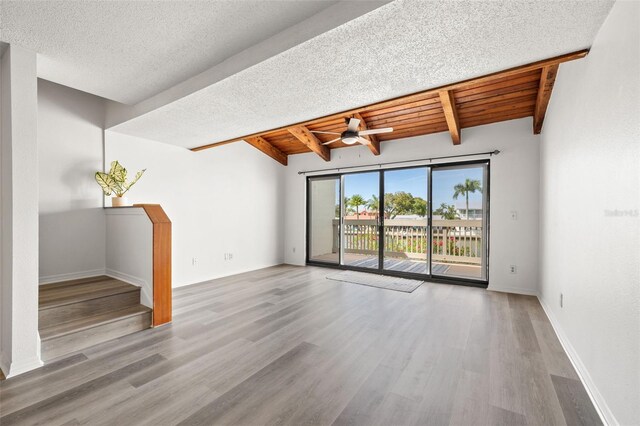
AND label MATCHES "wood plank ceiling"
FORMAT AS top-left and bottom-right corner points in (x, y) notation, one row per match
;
(192, 50), (587, 165)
